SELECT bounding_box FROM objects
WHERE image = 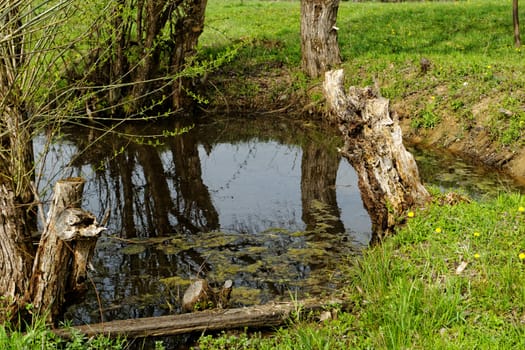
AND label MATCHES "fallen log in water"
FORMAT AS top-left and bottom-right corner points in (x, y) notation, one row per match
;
(323, 69), (431, 238)
(54, 298), (344, 339)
